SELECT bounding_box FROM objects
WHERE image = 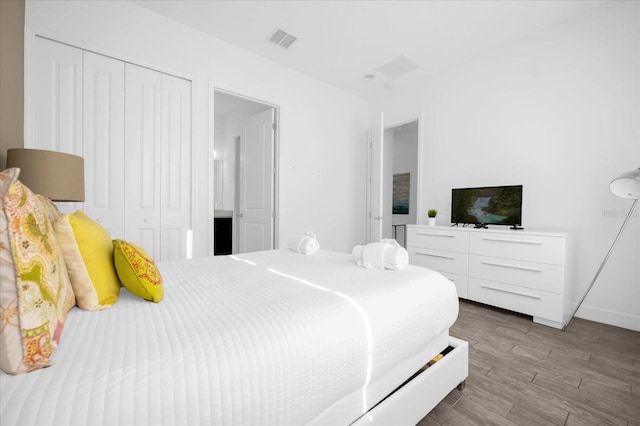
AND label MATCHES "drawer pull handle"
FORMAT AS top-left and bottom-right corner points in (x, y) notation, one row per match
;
(481, 284), (541, 300)
(416, 252), (455, 260)
(417, 233), (455, 238)
(481, 261), (542, 273)
(481, 237), (542, 245)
